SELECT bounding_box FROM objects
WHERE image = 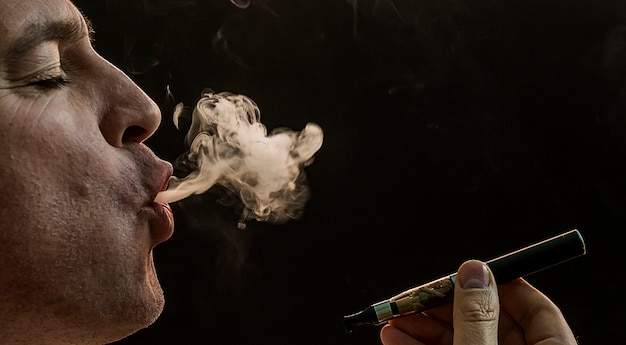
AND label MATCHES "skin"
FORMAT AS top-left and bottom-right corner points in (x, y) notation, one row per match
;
(380, 260), (579, 345)
(0, 0), (174, 344)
